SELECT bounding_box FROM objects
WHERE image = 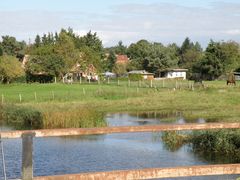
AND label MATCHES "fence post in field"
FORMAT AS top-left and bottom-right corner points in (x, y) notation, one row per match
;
(150, 80), (153, 88)
(191, 83), (195, 91)
(52, 91), (55, 100)
(128, 79), (131, 87)
(88, 78), (90, 84)
(1, 94), (4, 104)
(34, 92), (37, 101)
(83, 88), (86, 95)
(54, 77), (57, 83)
(117, 79), (120, 86)
(22, 132), (35, 180)
(80, 77), (82, 84)
(19, 94), (22, 103)
(175, 80), (178, 89)
(107, 77), (110, 84)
